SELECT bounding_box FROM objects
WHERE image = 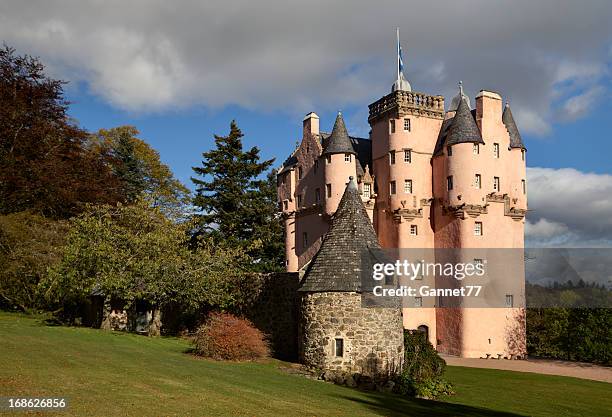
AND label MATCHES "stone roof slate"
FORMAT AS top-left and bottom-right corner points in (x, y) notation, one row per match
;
(502, 104), (526, 149)
(433, 98), (483, 156)
(298, 178), (381, 292)
(322, 113), (356, 156)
